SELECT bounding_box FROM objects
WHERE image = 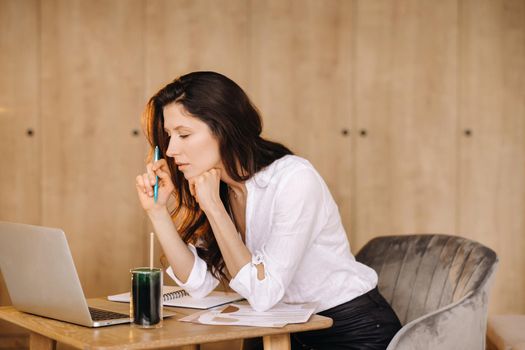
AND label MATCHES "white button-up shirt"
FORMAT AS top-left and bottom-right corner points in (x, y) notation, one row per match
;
(167, 155), (377, 312)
